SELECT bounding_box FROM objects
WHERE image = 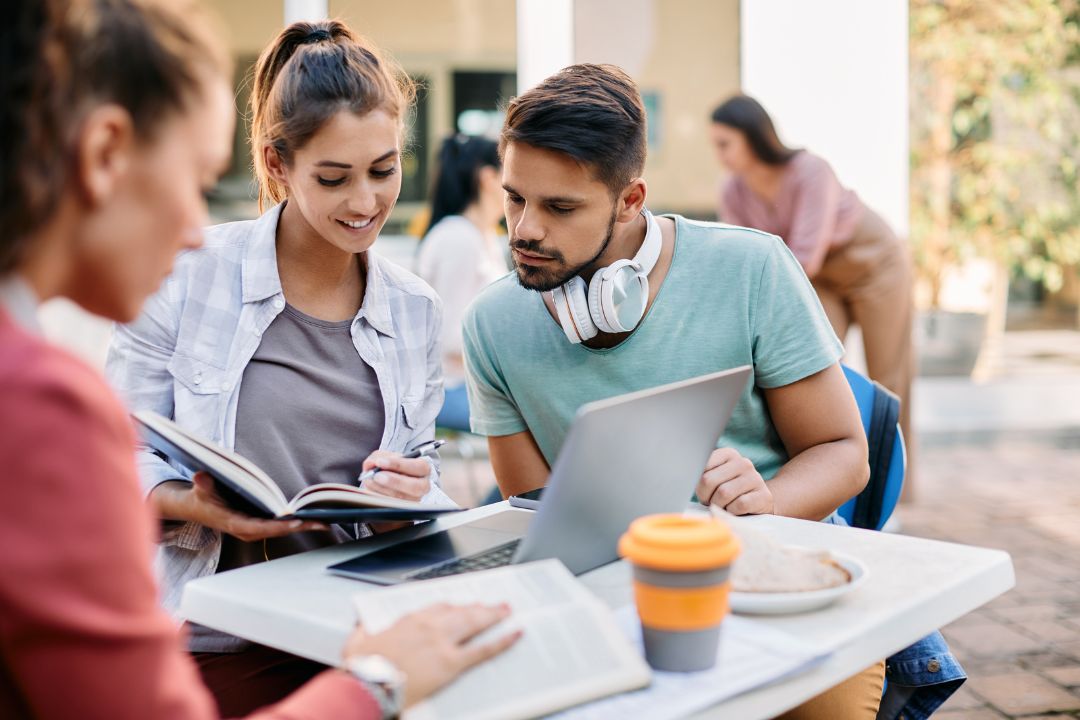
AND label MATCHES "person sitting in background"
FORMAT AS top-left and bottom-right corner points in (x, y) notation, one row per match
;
(710, 94), (916, 463)
(0, 1), (516, 718)
(417, 134), (508, 430)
